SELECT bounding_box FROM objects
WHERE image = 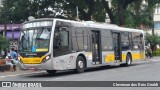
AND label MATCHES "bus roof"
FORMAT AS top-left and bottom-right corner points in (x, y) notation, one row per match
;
(22, 18), (54, 24)
(23, 18), (143, 33)
(54, 18), (143, 33)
